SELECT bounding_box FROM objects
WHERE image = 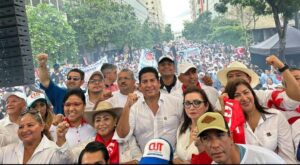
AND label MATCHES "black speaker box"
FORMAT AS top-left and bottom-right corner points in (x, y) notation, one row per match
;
(0, 0), (34, 87)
